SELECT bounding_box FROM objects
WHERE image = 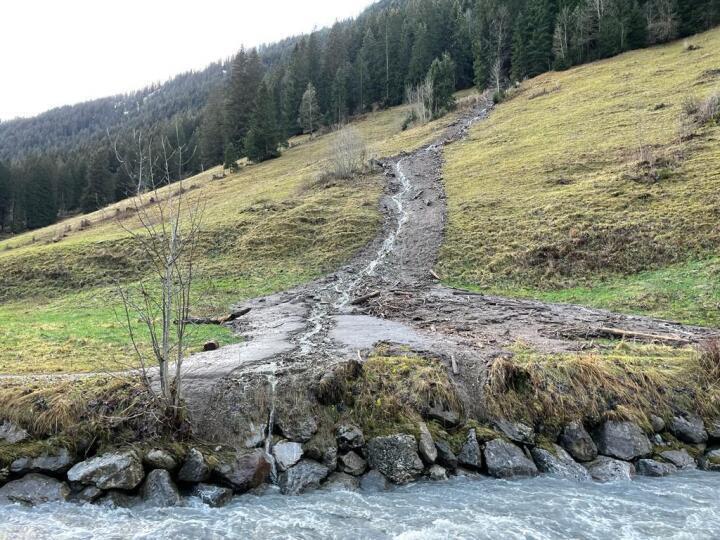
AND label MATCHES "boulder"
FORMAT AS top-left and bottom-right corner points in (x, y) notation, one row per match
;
(636, 459), (677, 477)
(191, 483), (233, 508)
(584, 456), (635, 482)
(75, 486), (103, 503)
(323, 472), (360, 491)
(428, 464), (448, 481)
(559, 421), (598, 462)
(67, 450), (144, 490)
(706, 420), (720, 440)
(272, 441), (303, 472)
(698, 449), (720, 472)
(214, 449), (270, 494)
(359, 470), (388, 492)
(10, 447), (74, 475)
(178, 448), (210, 483)
(593, 421), (651, 461)
(302, 437), (338, 470)
(530, 444), (591, 482)
(650, 415), (666, 433)
(426, 405), (461, 427)
(418, 422), (437, 464)
(242, 422), (267, 449)
(494, 419), (535, 445)
(339, 451), (367, 476)
(457, 429), (482, 470)
(276, 415), (317, 443)
(0, 421), (29, 444)
(0, 474), (70, 506)
(278, 459), (329, 495)
(144, 449), (178, 471)
(96, 490), (139, 508)
(669, 414), (708, 444)
(142, 469), (181, 507)
(484, 439), (538, 479)
(434, 440), (458, 470)
(659, 449), (697, 470)
(366, 434), (424, 485)
(336, 424), (364, 452)
(0, 468), (7, 486)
